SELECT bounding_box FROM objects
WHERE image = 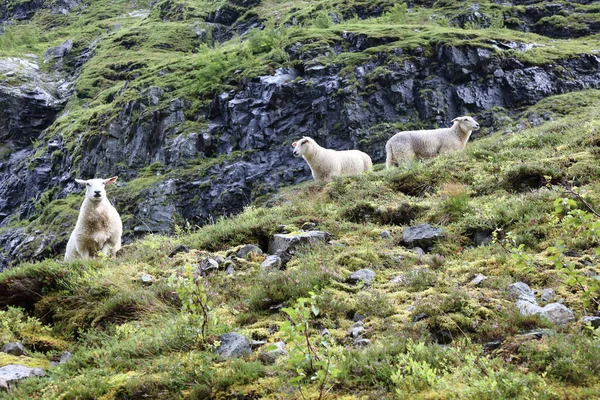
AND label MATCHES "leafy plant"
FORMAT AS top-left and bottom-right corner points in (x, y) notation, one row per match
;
(277, 292), (343, 400)
(168, 264), (213, 343)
